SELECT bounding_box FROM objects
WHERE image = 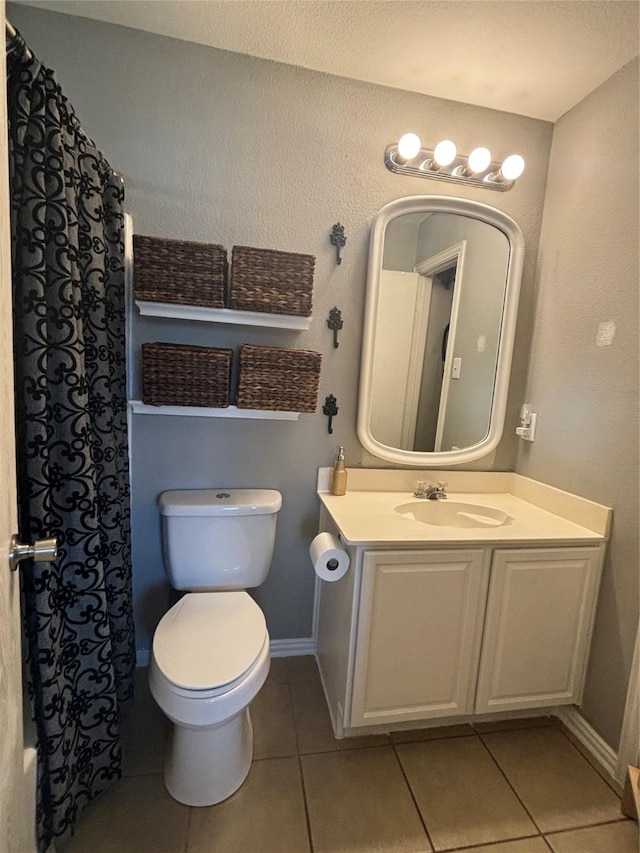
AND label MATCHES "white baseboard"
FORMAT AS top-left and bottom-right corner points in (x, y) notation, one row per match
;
(136, 637), (315, 668)
(270, 637), (315, 657)
(617, 623), (639, 778)
(556, 706), (620, 784)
